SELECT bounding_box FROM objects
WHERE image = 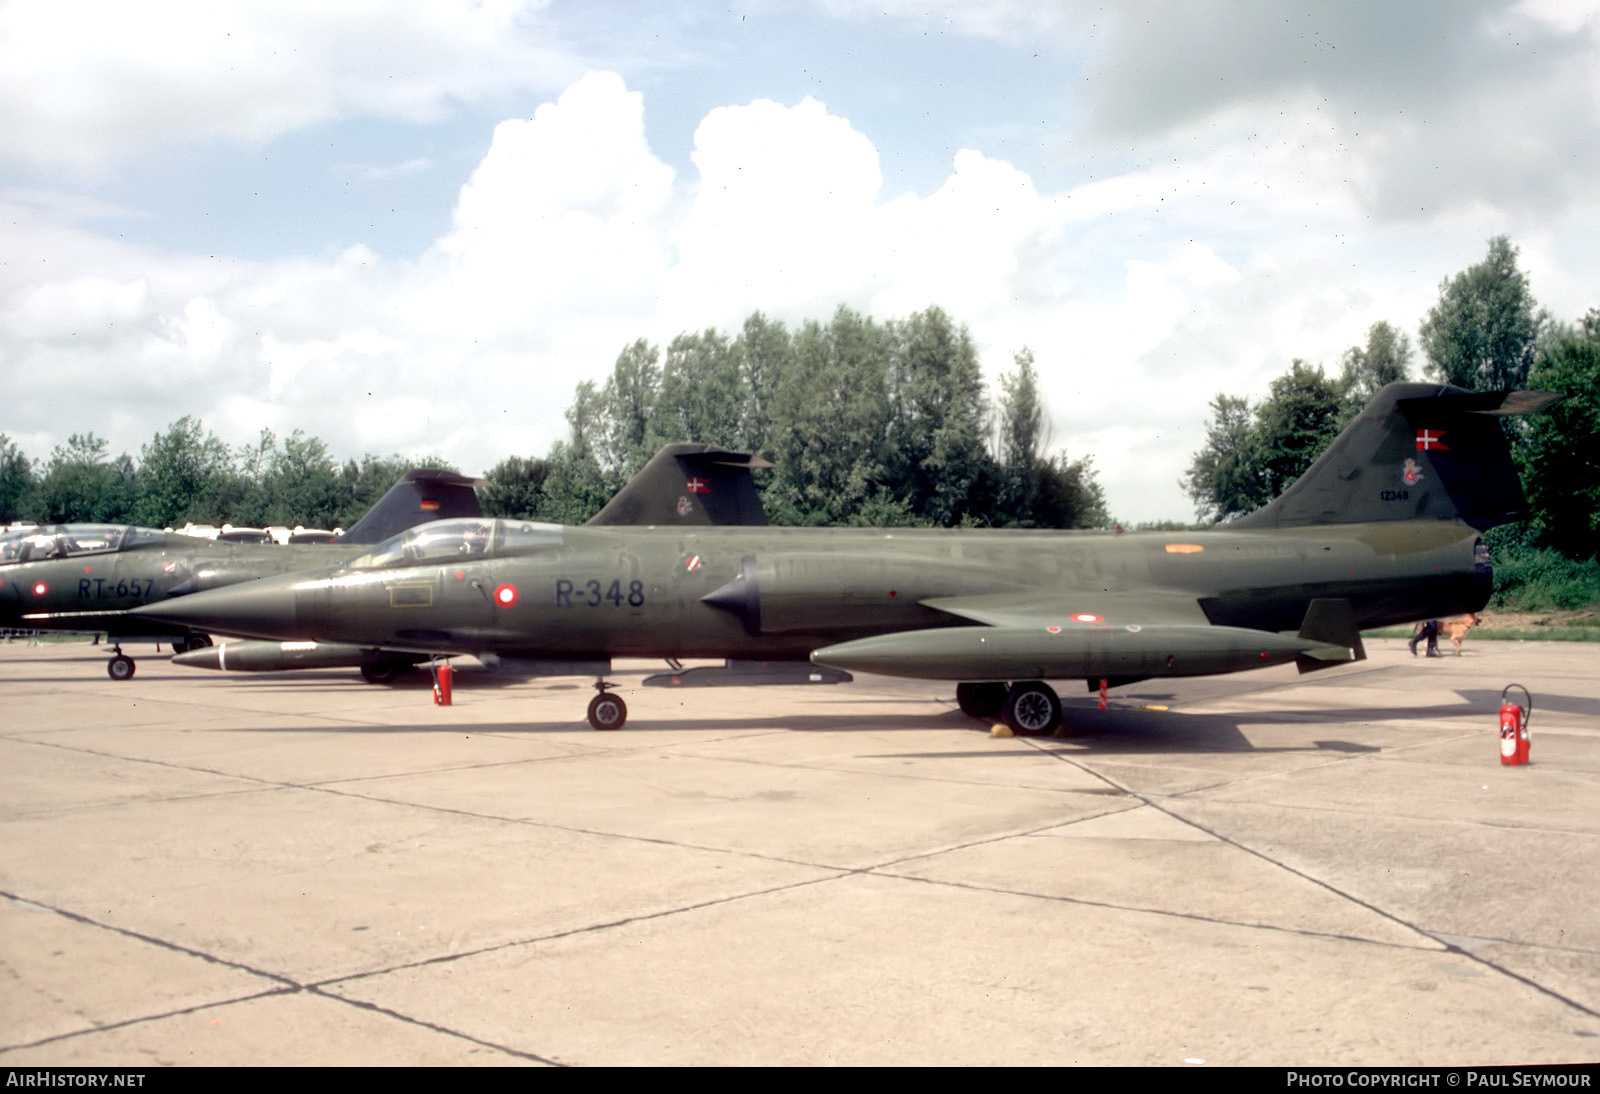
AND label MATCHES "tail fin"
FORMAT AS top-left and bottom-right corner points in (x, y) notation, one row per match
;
(1232, 383), (1560, 530)
(341, 468), (486, 544)
(587, 444), (771, 527)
